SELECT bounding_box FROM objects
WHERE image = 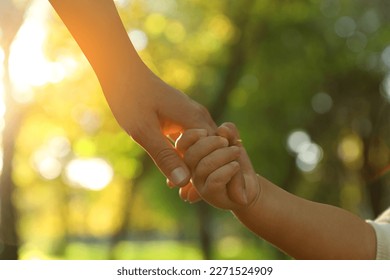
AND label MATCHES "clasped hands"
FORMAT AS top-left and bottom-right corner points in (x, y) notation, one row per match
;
(174, 122), (261, 211)
(109, 70), (259, 211)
